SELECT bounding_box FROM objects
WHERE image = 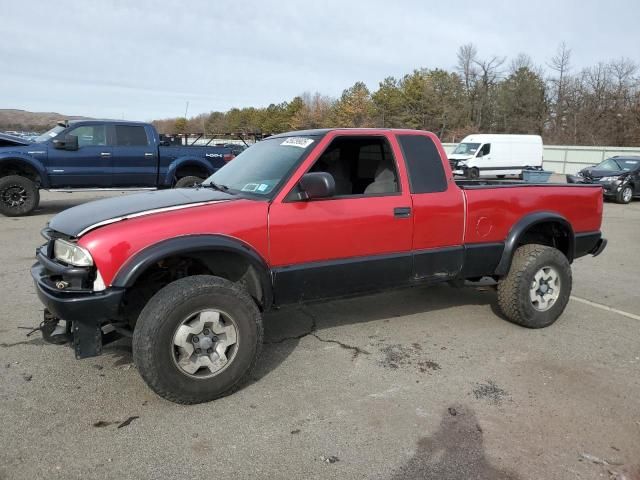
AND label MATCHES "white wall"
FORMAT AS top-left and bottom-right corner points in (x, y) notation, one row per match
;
(442, 143), (640, 174)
